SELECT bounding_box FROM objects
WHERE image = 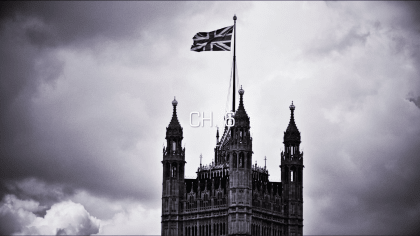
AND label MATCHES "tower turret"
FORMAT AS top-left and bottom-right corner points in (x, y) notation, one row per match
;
(227, 86), (253, 236)
(281, 101), (304, 236)
(162, 97), (185, 236)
